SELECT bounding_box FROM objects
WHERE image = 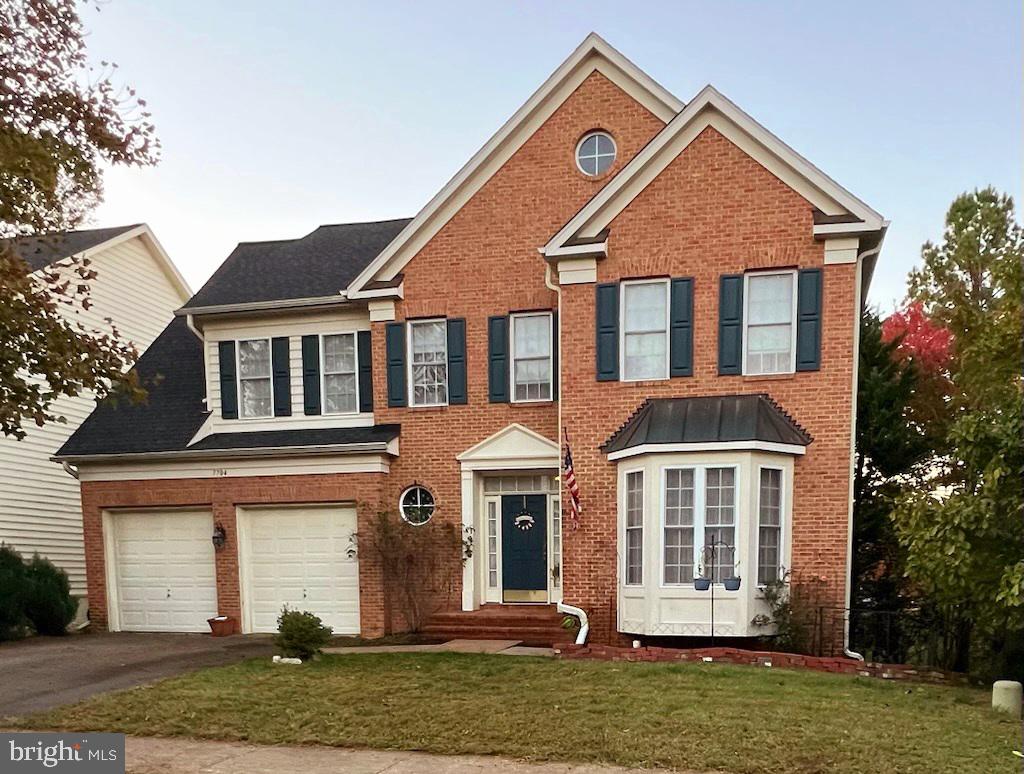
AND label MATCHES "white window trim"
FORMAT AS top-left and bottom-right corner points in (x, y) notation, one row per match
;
(619, 278), (670, 382)
(622, 467), (645, 587)
(548, 492), (562, 599)
(742, 269), (798, 376)
(756, 465), (785, 588)
(319, 332), (359, 416)
(236, 337), (273, 420)
(575, 130), (617, 176)
(659, 463), (741, 588)
(399, 485), (435, 525)
(407, 318), (449, 408)
(510, 311), (554, 403)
